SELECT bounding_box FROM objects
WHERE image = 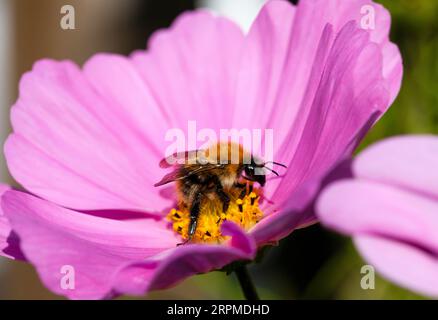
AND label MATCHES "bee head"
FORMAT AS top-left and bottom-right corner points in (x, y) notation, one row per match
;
(243, 158), (266, 187)
(242, 158), (287, 187)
